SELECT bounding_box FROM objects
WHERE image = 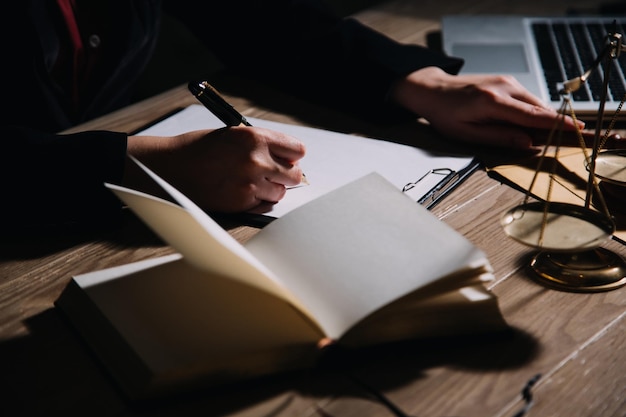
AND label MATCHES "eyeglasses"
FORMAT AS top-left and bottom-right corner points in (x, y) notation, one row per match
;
(512, 373), (542, 417)
(346, 372), (542, 417)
